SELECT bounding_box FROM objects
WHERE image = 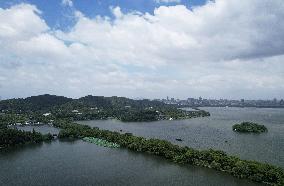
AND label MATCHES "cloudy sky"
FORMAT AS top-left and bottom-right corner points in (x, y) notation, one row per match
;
(0, 0), (283, 100)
